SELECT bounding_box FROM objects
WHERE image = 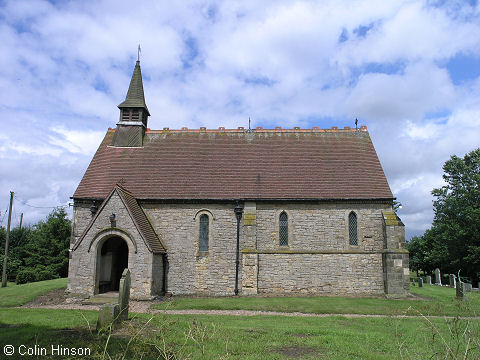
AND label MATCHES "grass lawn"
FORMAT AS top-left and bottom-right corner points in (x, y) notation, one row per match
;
(0, 278), (68, 307)
(153, 284), (480, 317)
(2, 279), (480, 359)
(1, 308), (479, 359)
